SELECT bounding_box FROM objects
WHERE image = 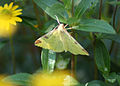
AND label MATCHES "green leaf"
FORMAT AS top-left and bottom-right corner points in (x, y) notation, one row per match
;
(3, 73), (32, 86)
(103, 72), (117, 83)
(117, 75), (120, 85)
(74, 0), (98, 18)
(0, 40), (8, 50)
(62, 0), (72, 10)
(107, 1), (120, 5)
(41, 49), (56, 72)
(97, 34), (120, 43)
(94, 39), (110, 74)
(62, 0), (72, 16)
(34, 0), (68, 23)
(72, 19), (116, 34)
(86, 80), (110, 86)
